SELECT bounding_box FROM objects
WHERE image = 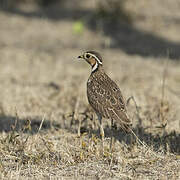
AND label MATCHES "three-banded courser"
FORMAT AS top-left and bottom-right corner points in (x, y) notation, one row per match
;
(78, 51), (132, 149)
